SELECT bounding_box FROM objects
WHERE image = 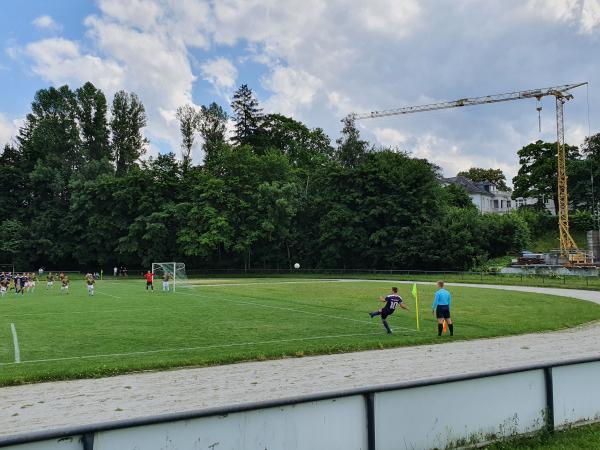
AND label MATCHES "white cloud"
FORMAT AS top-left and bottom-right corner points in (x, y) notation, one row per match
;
(371, 126), (521, 181)
(11, 0), (600, 172)
(84, 17), (196, 153)
(582, 0), (600, 32)
(524, 0), (600, 33)
(371, 128), (473, 175)
(200, 57), (238, 92)
(96, 0), (163, 30)
(372, 128), (408, 147)
(566, 123), (590, 147)
(359, 0), (422, 38)
(25, 38), (125, 92)
(96, 0), (210, 47)
(0, 114), (20, 146)
(32, 15), (62, 32)
(262, 66), (322, 117)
